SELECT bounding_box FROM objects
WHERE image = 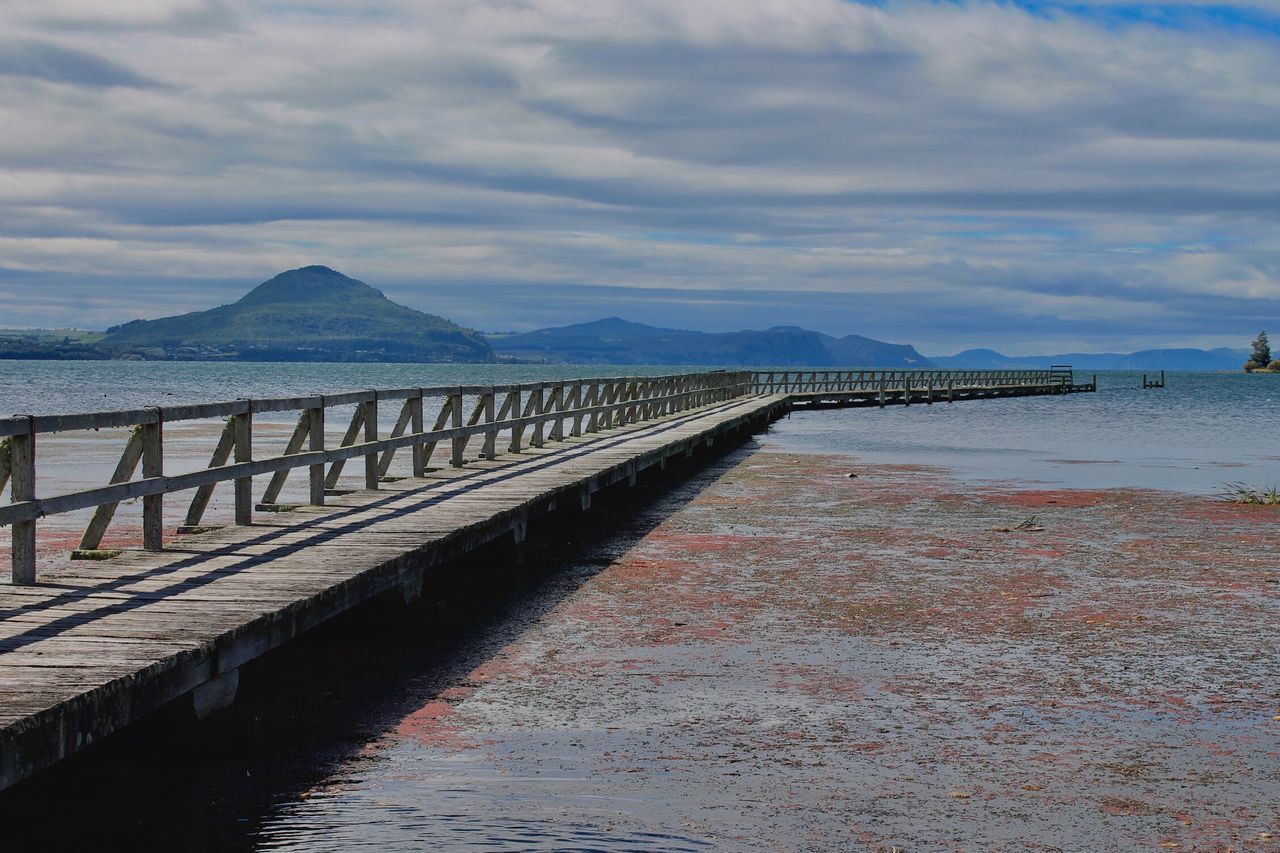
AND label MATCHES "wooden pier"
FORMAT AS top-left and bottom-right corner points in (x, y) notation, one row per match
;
(0, 367), (1089, 791)
(754, 366), (1093, 408)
